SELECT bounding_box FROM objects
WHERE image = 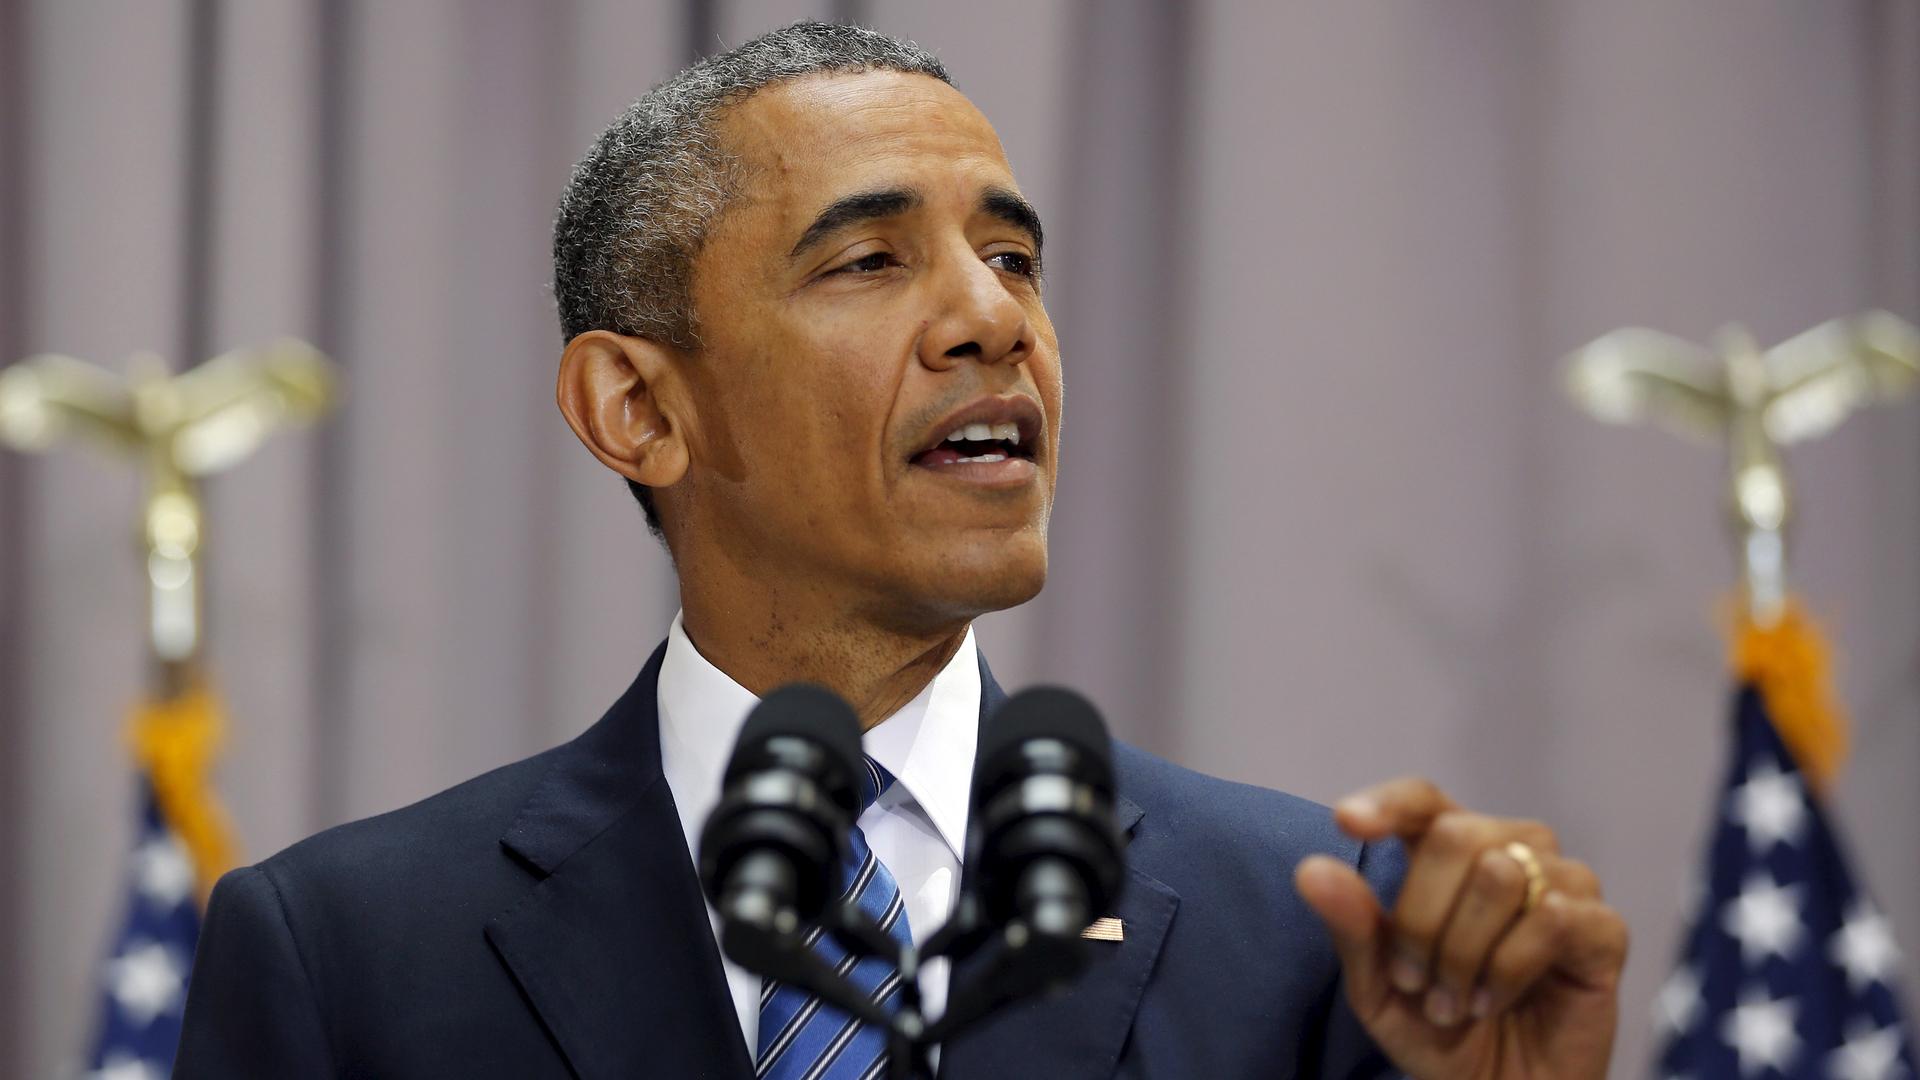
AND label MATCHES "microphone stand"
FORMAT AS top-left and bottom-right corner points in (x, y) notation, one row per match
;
(722, 894), (934, 1080)
(917, 880), (1093, 1049)
(723, 888), (1096, 1080)
(819, 901), (934, 1080)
